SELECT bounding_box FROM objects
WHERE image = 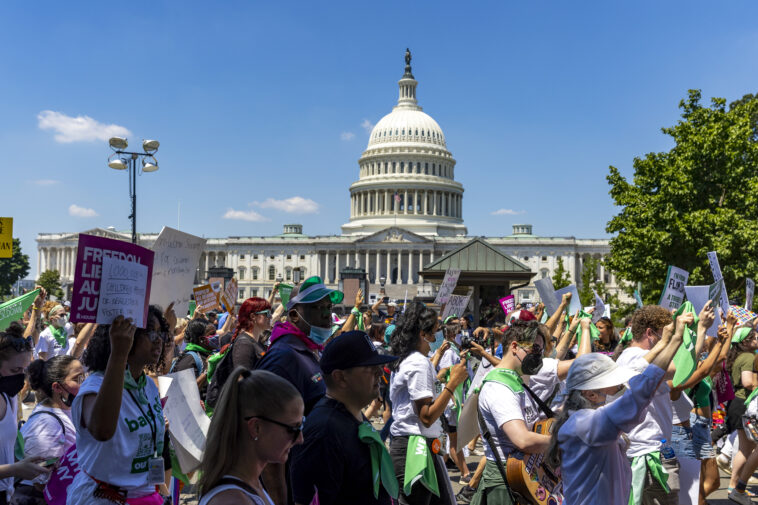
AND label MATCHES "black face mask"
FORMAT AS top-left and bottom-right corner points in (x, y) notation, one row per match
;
(0, 373), (26, 398)
(519, 353), (544, 376)
(57, 384), (76, 407)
